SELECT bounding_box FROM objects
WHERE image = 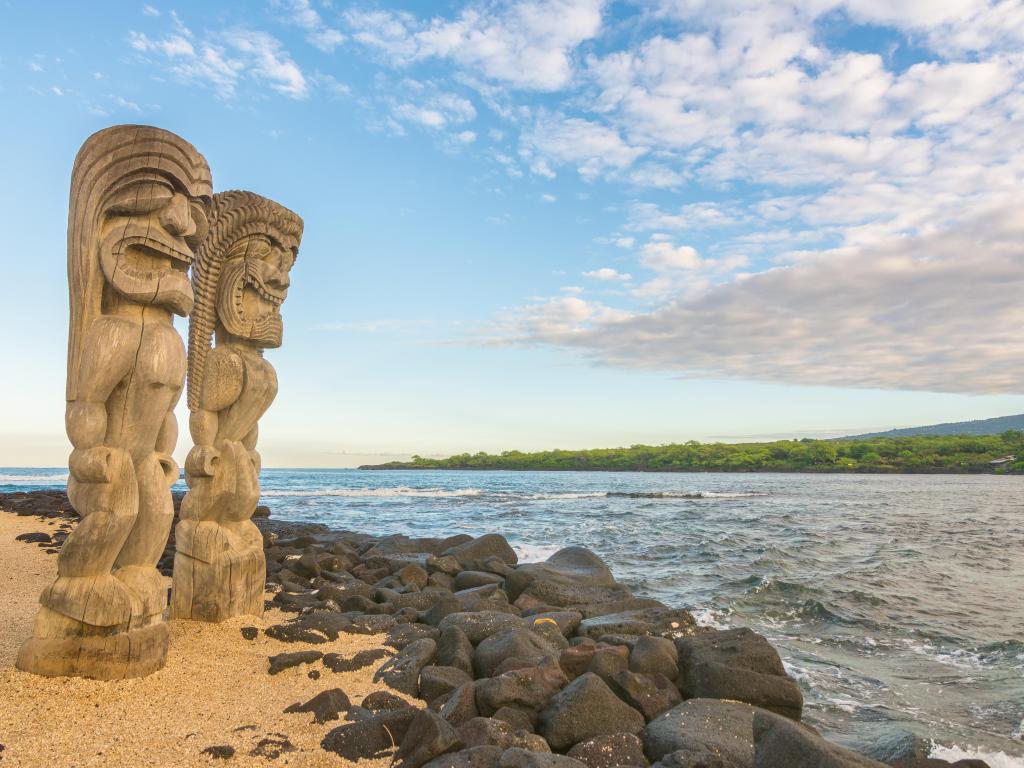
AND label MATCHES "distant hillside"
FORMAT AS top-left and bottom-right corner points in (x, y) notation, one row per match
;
(847, 414), (1024, 439)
